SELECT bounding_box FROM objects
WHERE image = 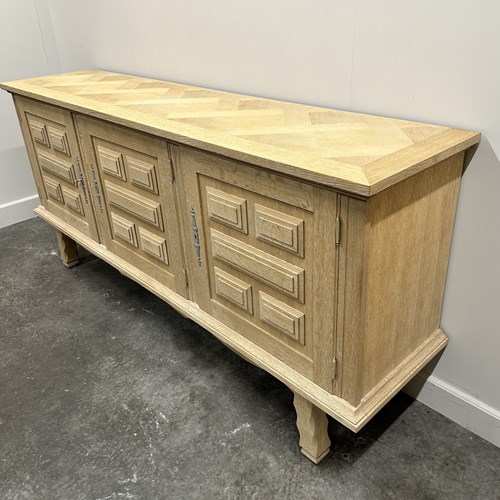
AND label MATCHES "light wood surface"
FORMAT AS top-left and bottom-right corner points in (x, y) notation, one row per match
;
(174, 146), (338, 390)
(293, 392), (331, 463)
(34, 205), (450, 453)
(55, 229), (80, 268)
(3, 71), (479, 463)
(1, 70), (480, 196)
(75, 115), (188, 297)
(338, 154), (464, 406)
(13, 96), (100, 242)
